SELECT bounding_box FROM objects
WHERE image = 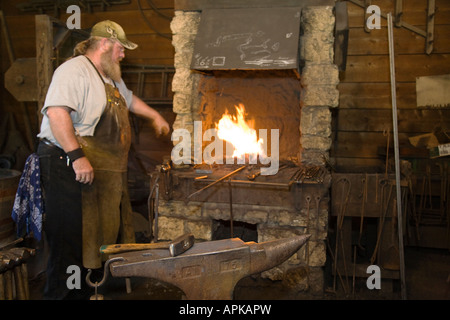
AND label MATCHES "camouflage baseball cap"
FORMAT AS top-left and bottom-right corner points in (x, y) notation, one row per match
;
(90, 20), (138, 50)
